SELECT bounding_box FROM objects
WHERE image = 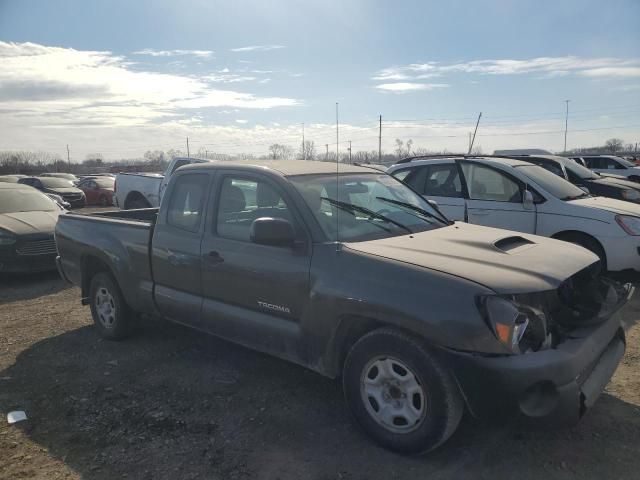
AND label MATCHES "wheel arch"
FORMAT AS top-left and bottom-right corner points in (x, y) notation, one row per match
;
(124, 191), (151, 209)
(551, 230), (607, 265)
(80, 254), (118, 303)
